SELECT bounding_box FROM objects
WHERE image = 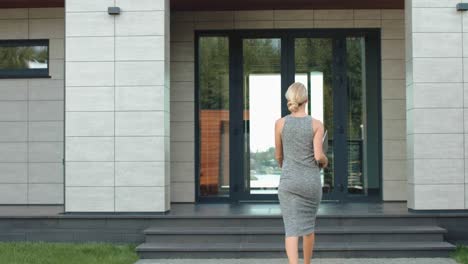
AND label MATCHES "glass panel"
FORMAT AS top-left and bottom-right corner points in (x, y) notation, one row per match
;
(294, 38), (334, 195)
(198, 37), (230, 197)
(0, 45), (48, 70)
(346, 37), (367, 195)
(243, 38), (282, 195)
